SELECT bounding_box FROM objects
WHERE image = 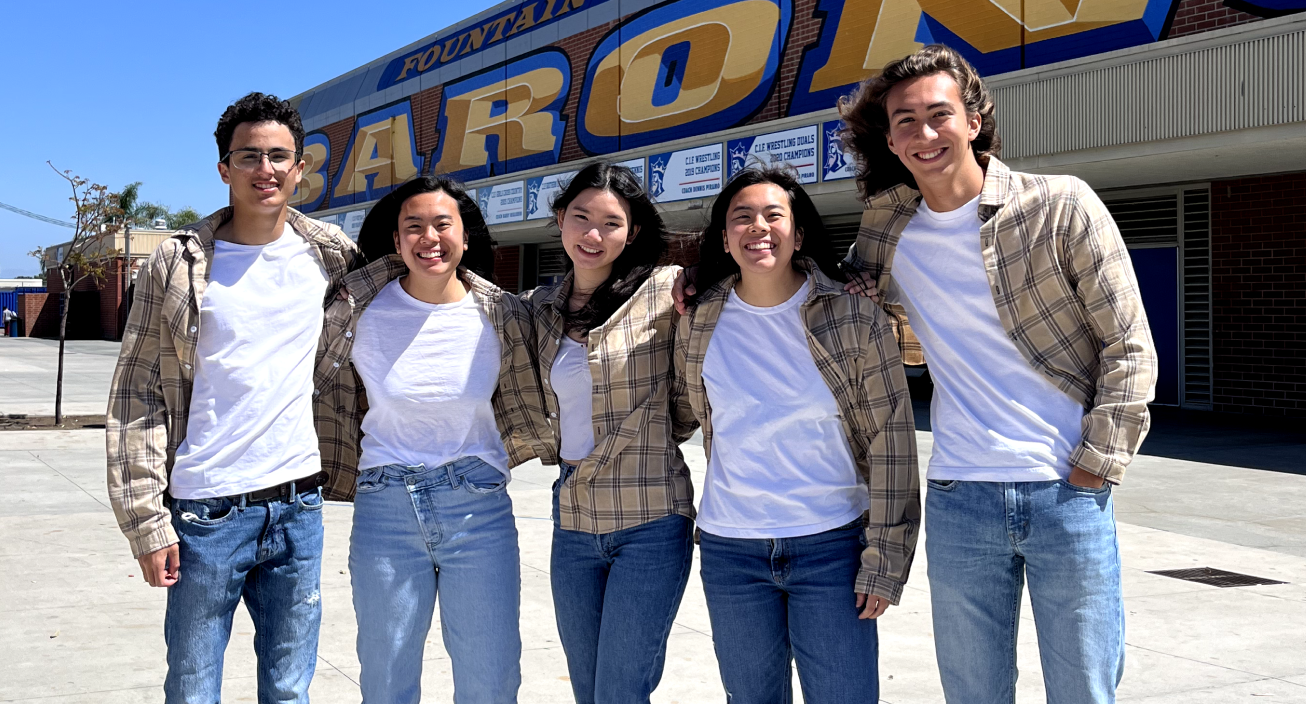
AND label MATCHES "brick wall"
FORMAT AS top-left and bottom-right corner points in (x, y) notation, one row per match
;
(1211, 171), (1306, 416)
(322, 117), (356, 210)
(98, 263), (128, 341)
(493, 244), (522, 292)
(414, 84), (443, 165)
(1167, 0), (1261, 38)
(42, 262), (128, 340)
(15, 292), (58, 338)
(557, 23), (618, 163)
(762, 0), (823, 121)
